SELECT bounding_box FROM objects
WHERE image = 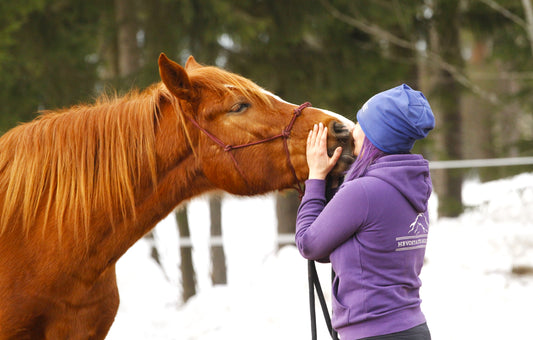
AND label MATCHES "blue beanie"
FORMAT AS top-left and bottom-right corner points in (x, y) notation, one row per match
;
(356, 84), (435, 154)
